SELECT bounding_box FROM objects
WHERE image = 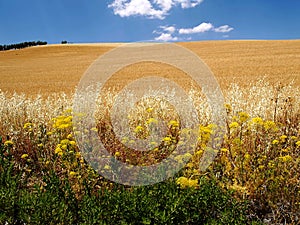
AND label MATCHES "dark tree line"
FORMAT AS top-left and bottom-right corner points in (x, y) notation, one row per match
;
(0, 41), (47, 51)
